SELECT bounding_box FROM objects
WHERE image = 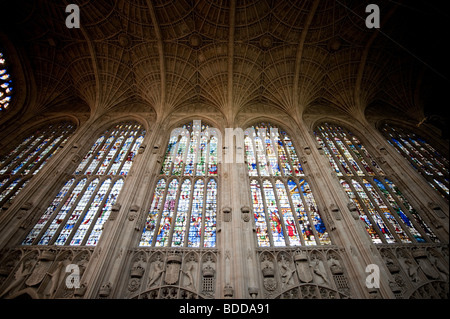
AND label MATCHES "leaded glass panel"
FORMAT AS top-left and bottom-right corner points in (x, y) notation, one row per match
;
(315, 122), (440, 244)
